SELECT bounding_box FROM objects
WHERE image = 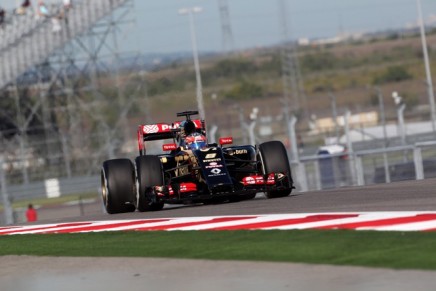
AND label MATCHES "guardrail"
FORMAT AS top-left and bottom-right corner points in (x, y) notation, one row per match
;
(293, 141), (436, 192)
